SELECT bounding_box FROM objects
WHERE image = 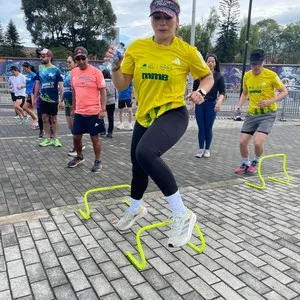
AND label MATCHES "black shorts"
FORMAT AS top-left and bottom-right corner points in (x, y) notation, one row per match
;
(40, 101), (58, 116)
(26, 94), (32, 104)
(10, 92), (16, 101)
(118, 99), (132, 109)
(73, 114), (106, 137)
(15, 96), (25, 107)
